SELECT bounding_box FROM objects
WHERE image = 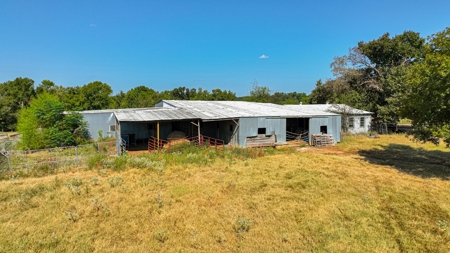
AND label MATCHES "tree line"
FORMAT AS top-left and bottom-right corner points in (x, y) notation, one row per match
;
(0, 79), (309, 132)
(309, 27), (450, 146)
(2, 27), (449, 146)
